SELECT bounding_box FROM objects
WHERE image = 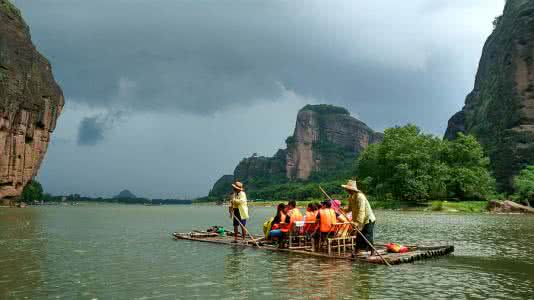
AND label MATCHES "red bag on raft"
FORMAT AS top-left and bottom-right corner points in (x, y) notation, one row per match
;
(386, 243), (409, 253)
